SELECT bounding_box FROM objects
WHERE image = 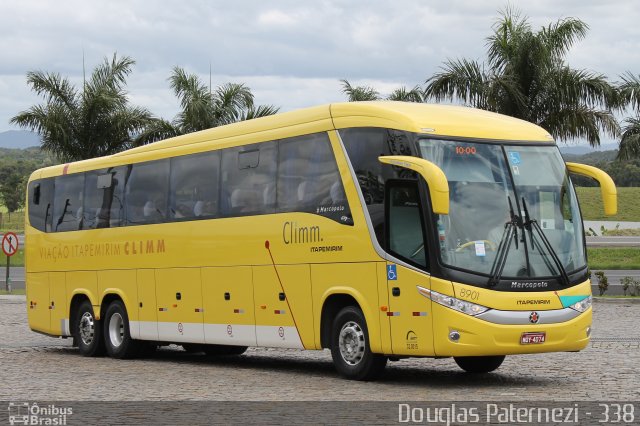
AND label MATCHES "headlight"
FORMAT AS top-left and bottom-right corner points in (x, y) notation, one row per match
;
(569, 295), (592, 313)
(417, 286), (490, 316)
